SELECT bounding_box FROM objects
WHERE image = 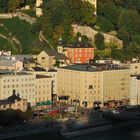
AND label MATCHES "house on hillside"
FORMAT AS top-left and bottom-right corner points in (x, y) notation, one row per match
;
(37, 48), (70, 69)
